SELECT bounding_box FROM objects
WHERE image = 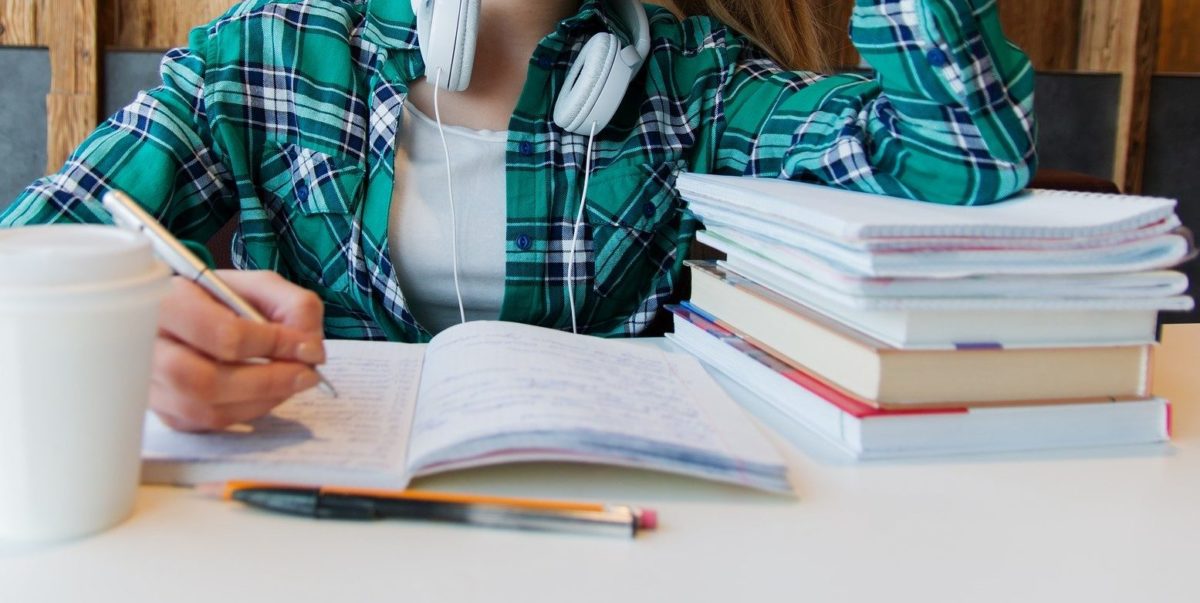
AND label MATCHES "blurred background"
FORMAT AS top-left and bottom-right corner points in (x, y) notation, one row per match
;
(0, 0), (1196, 321)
